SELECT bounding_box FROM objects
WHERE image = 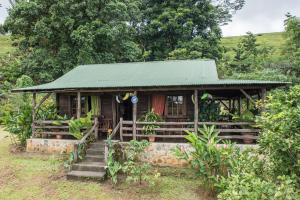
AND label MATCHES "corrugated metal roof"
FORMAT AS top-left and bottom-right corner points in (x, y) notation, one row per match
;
(13, 60), (288, 92)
